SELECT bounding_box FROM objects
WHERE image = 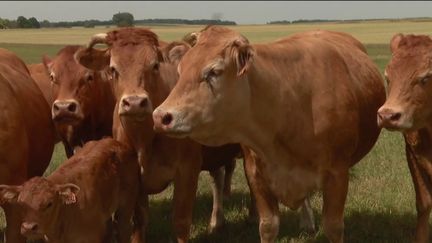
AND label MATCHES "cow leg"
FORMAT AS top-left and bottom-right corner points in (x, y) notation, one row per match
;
(208, 167), (225, 233)
(116, 206), (135, 243)
(223, 159), (236, 197)
(3, 204), (25, 243)
(322, 169), (348, 243)
(243, 148), (279, 243)
(132, 193), (149, 243)
(405, 143), (432, 243)
(172, 162), (201, 243)
(299, 197), (316, 233)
